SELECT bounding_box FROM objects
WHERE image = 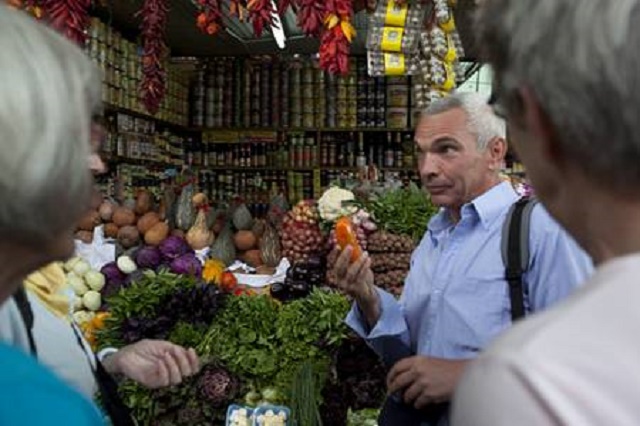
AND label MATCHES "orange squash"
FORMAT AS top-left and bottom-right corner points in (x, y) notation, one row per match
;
(335, 216), (362, 263)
